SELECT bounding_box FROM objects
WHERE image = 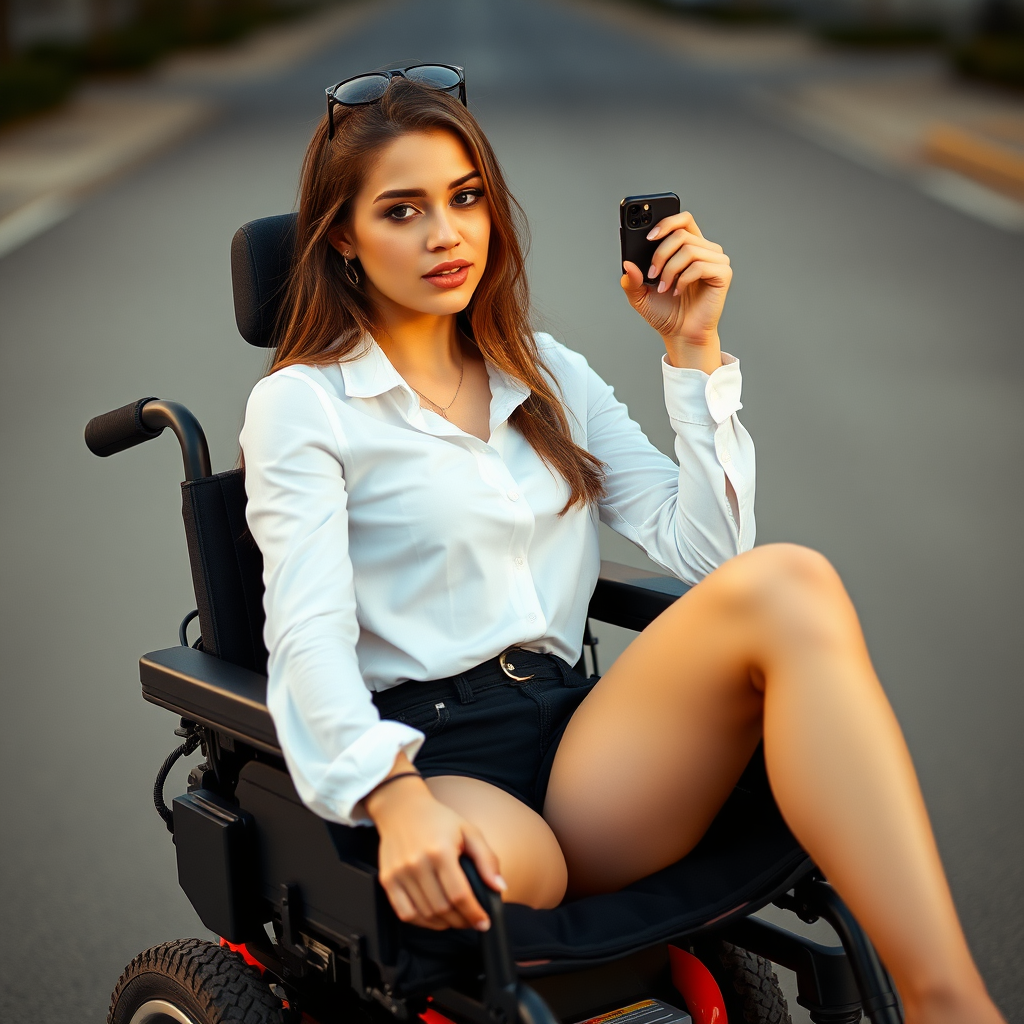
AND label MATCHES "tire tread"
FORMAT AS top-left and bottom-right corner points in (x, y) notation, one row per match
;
(108, 937), (283, 1024)
(717, 940), (792, 1024)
